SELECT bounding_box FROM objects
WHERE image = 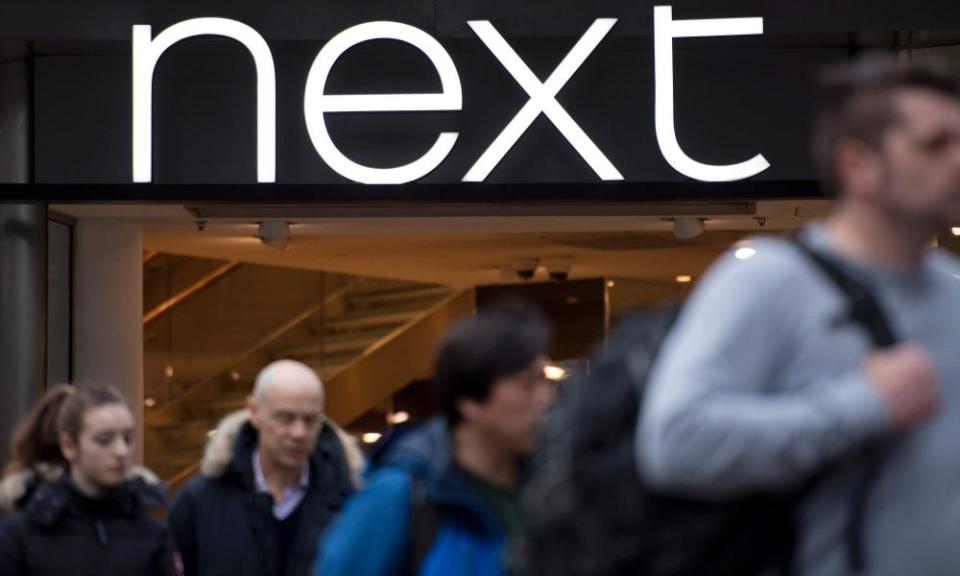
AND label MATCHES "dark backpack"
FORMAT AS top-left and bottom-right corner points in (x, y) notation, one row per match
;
(522, 240), (896, 576)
